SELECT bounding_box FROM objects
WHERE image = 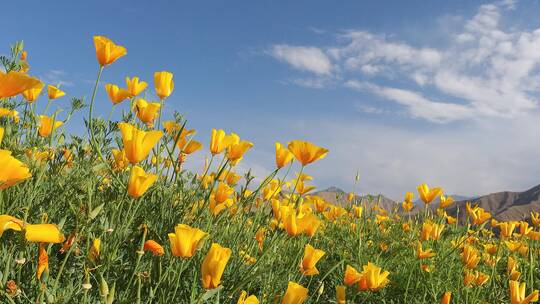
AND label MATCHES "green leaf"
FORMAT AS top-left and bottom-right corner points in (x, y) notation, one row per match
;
(200, 286), (223, 302)
(88, 203), (105, 221)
